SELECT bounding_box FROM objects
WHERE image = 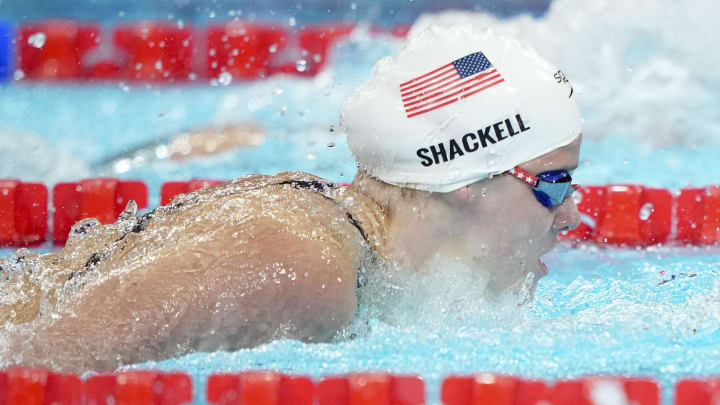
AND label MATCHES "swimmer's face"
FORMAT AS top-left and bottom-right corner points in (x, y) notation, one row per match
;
(439, 135), (582, 296)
